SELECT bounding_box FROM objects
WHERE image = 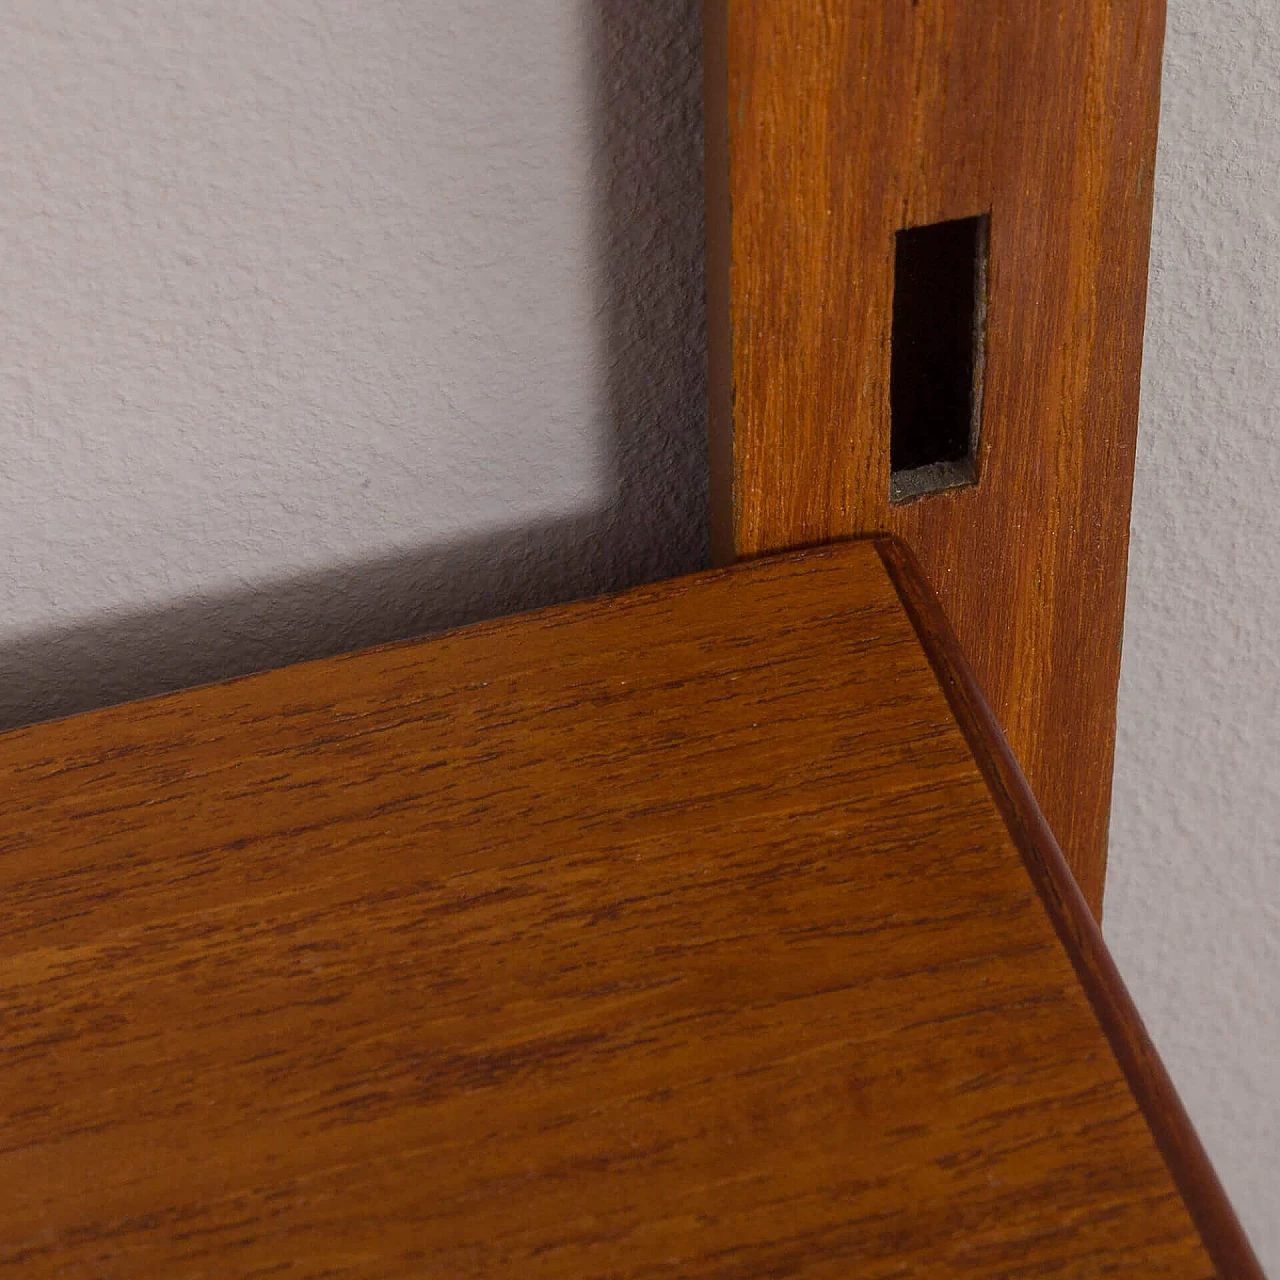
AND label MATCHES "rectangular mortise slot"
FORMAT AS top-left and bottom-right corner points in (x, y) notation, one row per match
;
(890, 214), (988, 504)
